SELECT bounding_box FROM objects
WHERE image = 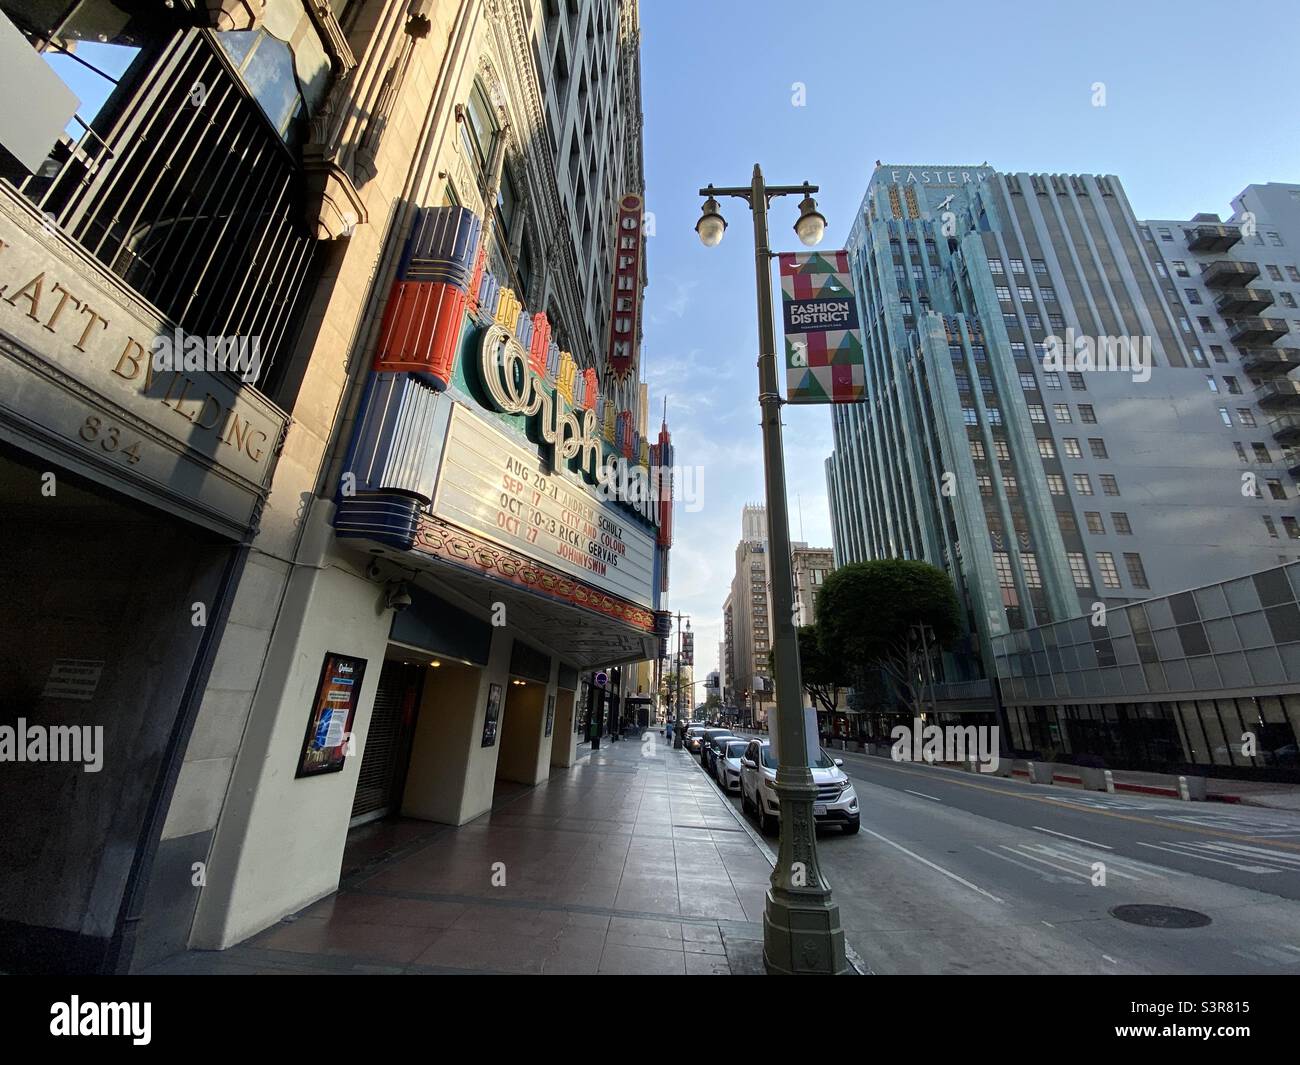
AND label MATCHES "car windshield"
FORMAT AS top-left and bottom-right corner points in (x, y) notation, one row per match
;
(724, 741), (747, 757)
(758, 746), (837, 770)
